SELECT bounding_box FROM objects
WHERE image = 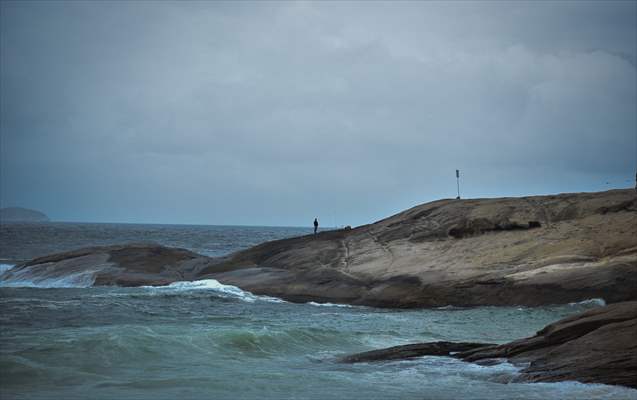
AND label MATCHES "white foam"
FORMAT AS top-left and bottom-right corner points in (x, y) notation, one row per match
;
(142, 279), (286, 304)
(307, 301), (353, 308)
(569, 298), (606, 307)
